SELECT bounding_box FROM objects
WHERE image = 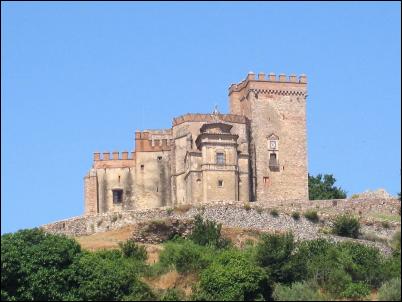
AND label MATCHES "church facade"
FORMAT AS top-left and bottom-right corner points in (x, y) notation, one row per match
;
(84, 72), (308, 215)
